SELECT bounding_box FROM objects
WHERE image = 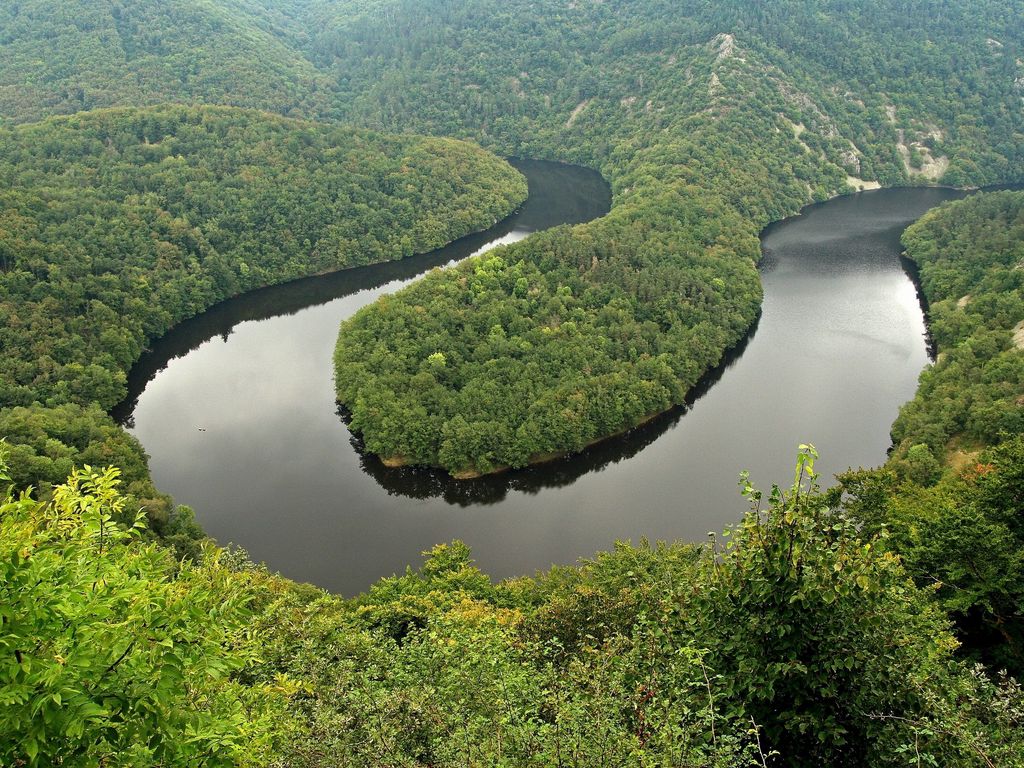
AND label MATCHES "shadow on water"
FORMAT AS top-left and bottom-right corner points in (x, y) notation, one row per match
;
(122, 171), (1021, 594)
(350, 312), (762, 505)
(111, 221), (522, 426)
(112, 159), (611, 426)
